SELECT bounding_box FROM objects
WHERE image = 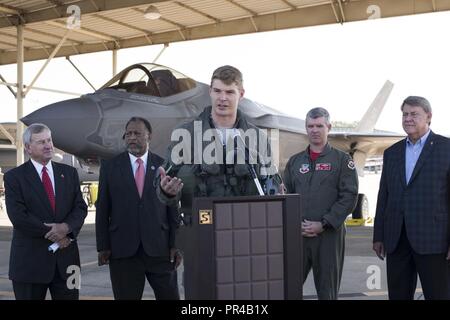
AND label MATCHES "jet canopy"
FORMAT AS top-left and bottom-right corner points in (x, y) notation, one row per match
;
(99, 63), (197, 97)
